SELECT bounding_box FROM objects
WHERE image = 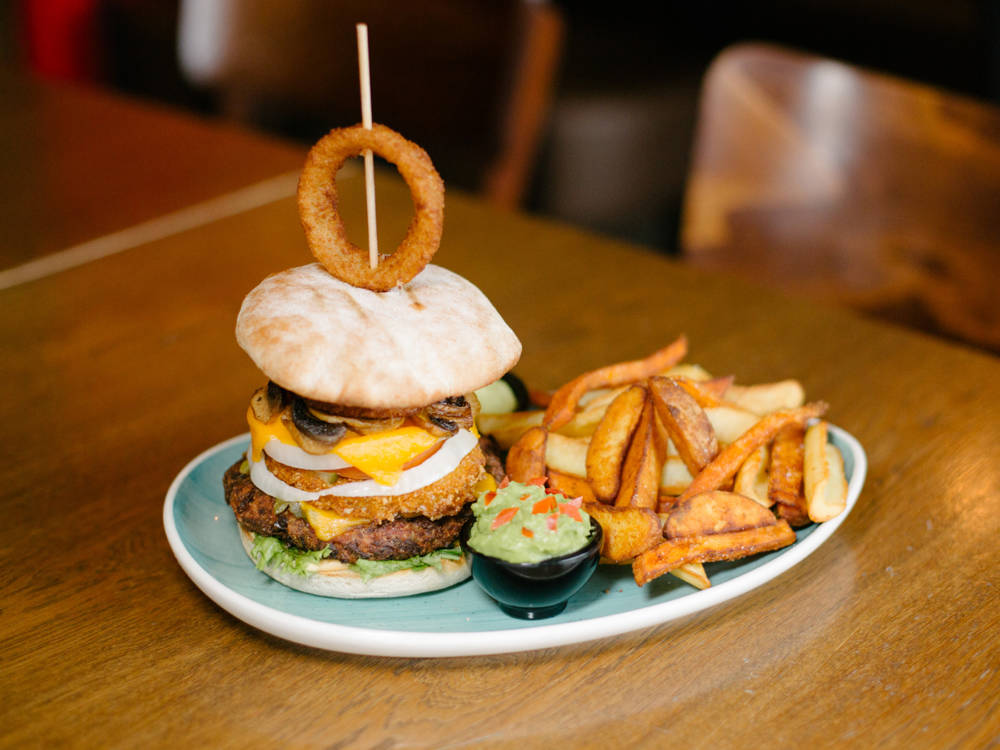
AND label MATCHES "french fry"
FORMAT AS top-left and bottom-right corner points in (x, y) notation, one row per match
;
(664, 490), (778, 539)
(544, 433), (589, 477)
(734, 444), (771, 507)
(632, 521), (796, 586)
(768, 424), (809, 527)
(660, 457), (694, 496)
(505, 425), (548, 482)
(546, 469), (597, 504)
(648, 376), (719, 476)
(543, 335), (688, 430)
(725, 380), (805, 416)
(704, 405), (760, 444)
(582, 502), (662, 563)
(476, 410), (544, 450)
(804, 421), (849, 522)
(614, 396), (663, 509)
(670, 562), (711, 589)
(663, 363), (713, 381)
(586, 384), (647, 501)
(678, 402), (828, 502)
